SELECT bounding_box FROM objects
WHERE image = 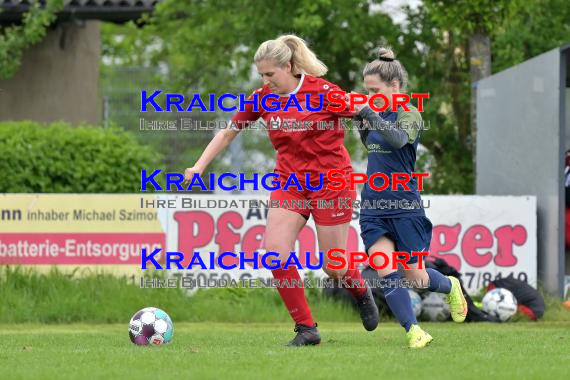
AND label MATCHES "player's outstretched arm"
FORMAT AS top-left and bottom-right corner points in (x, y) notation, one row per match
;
(358, 106), (409, 149)
(183, 128), (240, 184)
